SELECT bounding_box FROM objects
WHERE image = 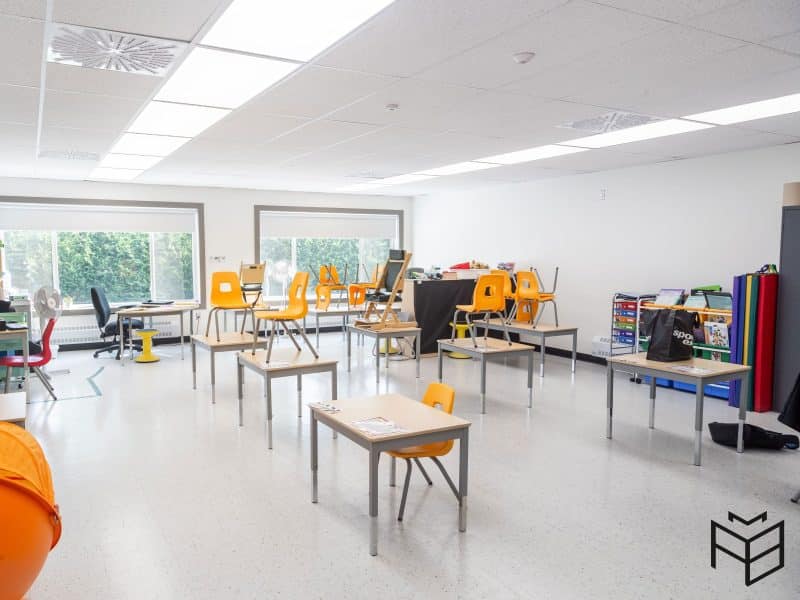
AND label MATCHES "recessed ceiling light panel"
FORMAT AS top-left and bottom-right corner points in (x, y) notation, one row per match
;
(128, 101), (230, 137)
(684, 92), (800, 125)
(47, 23), (186, 75)
(478, 145), (588, 165)
(155, 47), (299, 109)
(417, 161), (500, 176)
(110, 133), (190, 157)
(561, 119), (713, 148)
(378, 173), (437, 185)
(201, 0), (395, 61)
